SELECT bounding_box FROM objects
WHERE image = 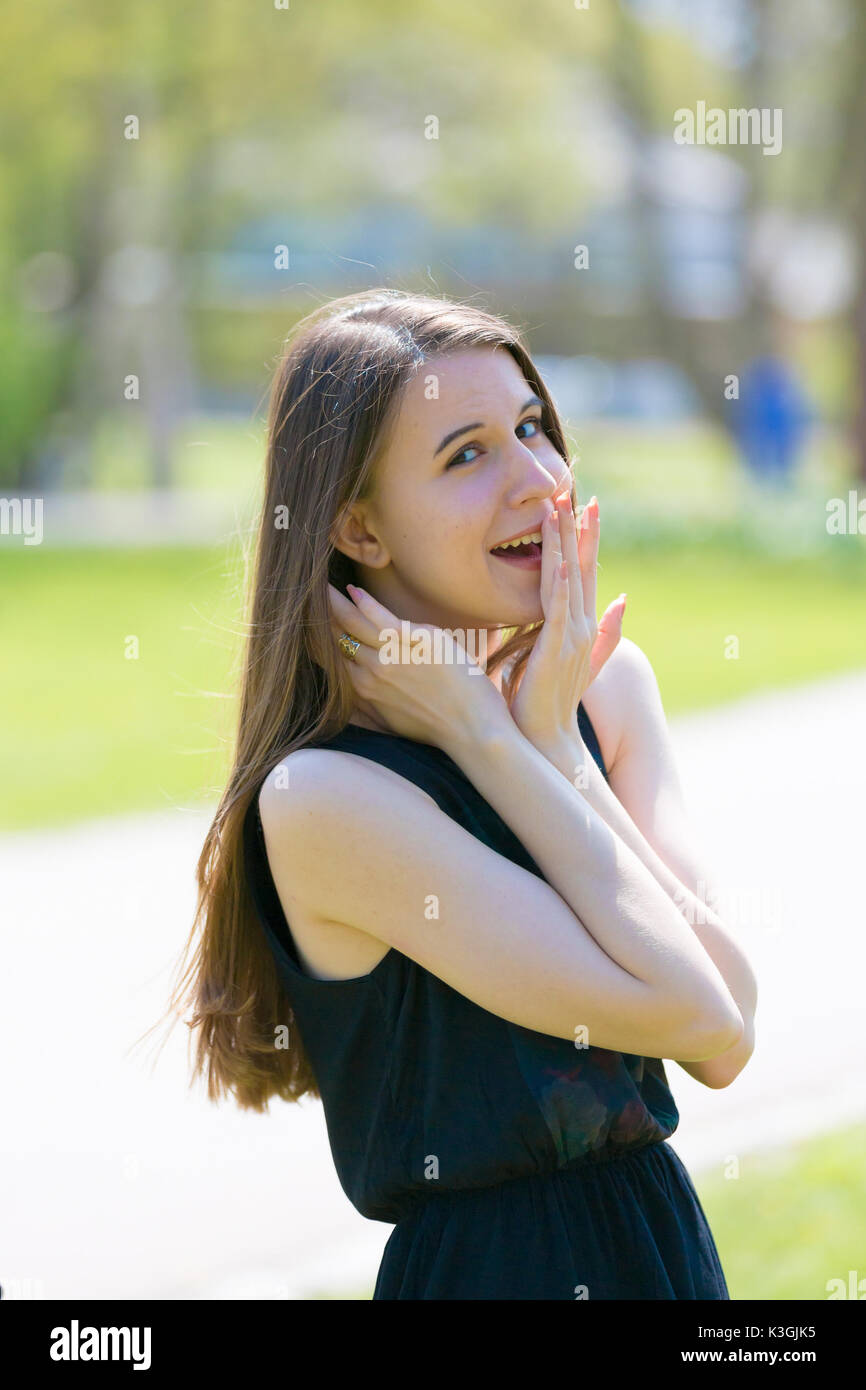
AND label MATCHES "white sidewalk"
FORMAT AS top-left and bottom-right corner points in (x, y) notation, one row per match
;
(1, 670), (864, 1299)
